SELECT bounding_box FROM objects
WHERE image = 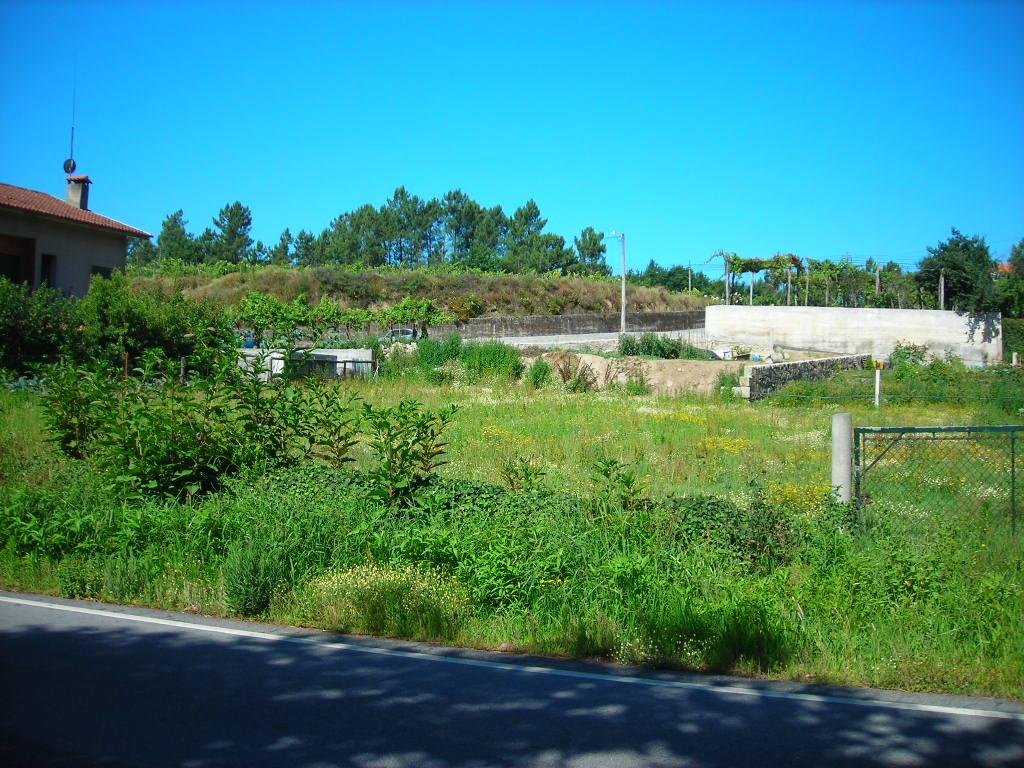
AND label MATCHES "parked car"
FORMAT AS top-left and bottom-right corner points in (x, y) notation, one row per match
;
(380, 327), (419, 344)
